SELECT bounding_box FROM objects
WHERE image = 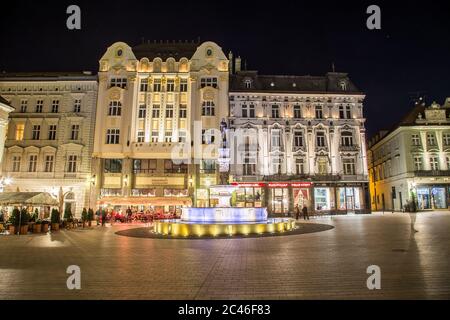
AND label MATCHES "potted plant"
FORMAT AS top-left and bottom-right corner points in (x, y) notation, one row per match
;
(87, 208), (94, 227)
(19, 208), (30, 235)
(51, 208), (60, 231)
(81, 208), (88, 228)
(63, 207), (73, 229)
(33, 219), (42, 233)
(8, 208), (20, 234)
(41, 220), (50, 233)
